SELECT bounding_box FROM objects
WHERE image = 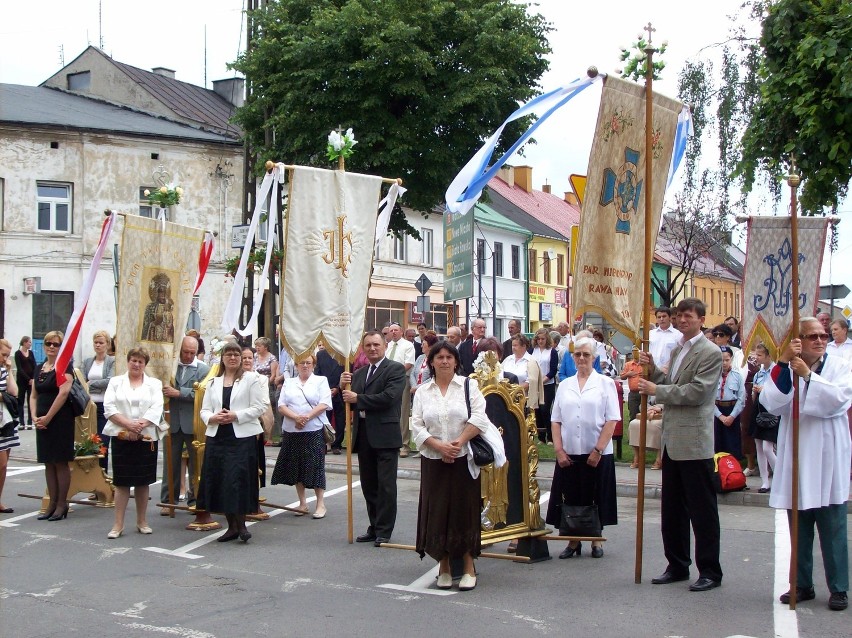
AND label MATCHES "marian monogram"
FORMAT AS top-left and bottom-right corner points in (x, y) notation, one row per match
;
(322, 215), (353, 278)
(753, 238), (806, 316)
